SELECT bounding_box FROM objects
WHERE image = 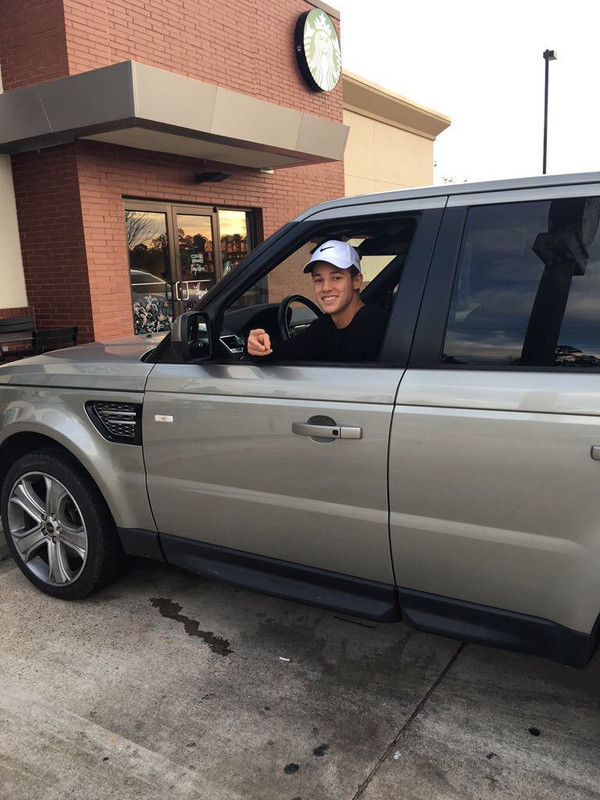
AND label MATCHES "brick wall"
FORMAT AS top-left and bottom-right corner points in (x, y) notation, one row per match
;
(11, 140), (343, 342)
(63, 0), (342, 122)
(11, 146), (94, 340)
(0, 307), (34, 320)
(3, 0), (345, 343)
(76, 141), (343, 340)
(0, 0), (341, 123)
(0, 0), (69, 91)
